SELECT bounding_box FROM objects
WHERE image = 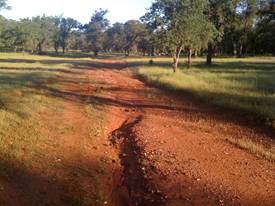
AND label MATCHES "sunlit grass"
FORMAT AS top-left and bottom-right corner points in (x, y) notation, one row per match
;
(0, 52), (80, 169)
(0, 52), (103, 71)
(0, 71), (56, 170)
(135, 57), (275, 128)
(134, 56), (275, 159)
(0, 52), (107, 171)
(226, 137), (275, 161)
(127, 55), (275, 65)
